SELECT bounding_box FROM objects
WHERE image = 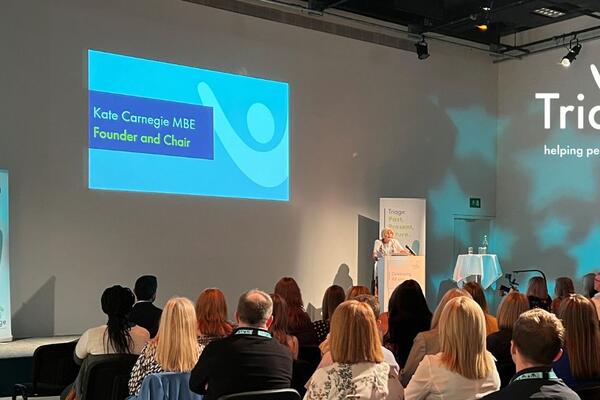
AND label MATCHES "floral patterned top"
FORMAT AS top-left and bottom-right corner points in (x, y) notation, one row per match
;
(128, 341), (203, 396)
(305, 362), (392, 400)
